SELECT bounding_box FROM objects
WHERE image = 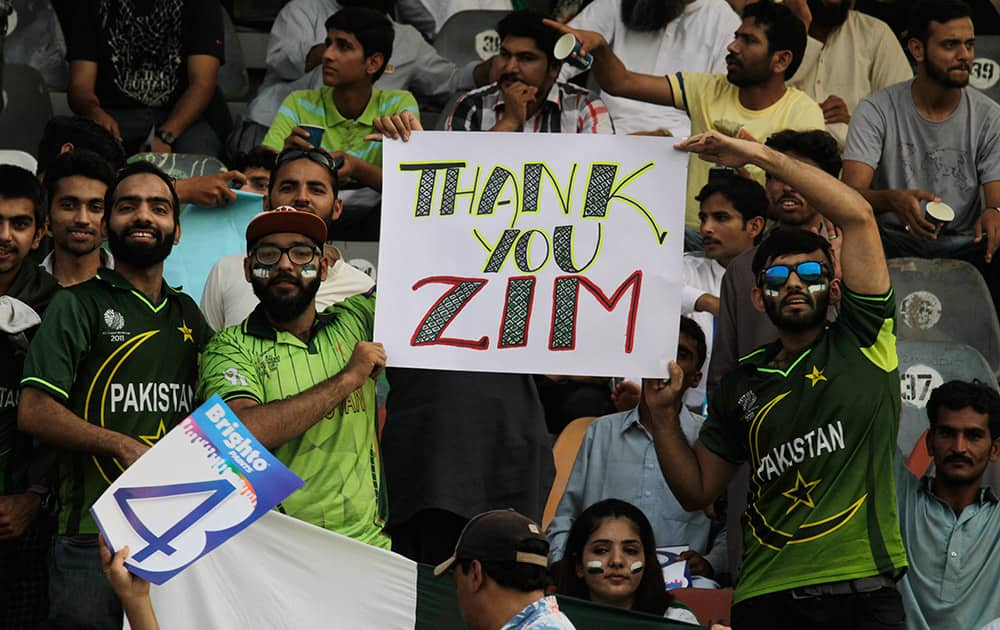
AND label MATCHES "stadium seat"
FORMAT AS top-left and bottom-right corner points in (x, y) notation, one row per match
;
(972, 34), (1000, 106)
(0, 64), (52, 154)
(434, 92), (466, 130)
(432, 10), (510, 67)
(219, 5), (250, 101)
(670, 587), (733, 627)
(888, 257), (1000, 374)
(896, 340), (999, 481)
(127, 152), (228, 179)
(542, 415), (595, 530)
(231, 0), (286, 27)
